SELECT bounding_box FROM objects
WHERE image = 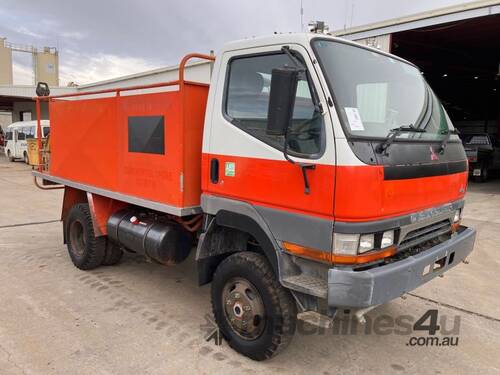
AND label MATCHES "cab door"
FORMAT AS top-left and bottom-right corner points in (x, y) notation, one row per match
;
(204, 44), (336, 219)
